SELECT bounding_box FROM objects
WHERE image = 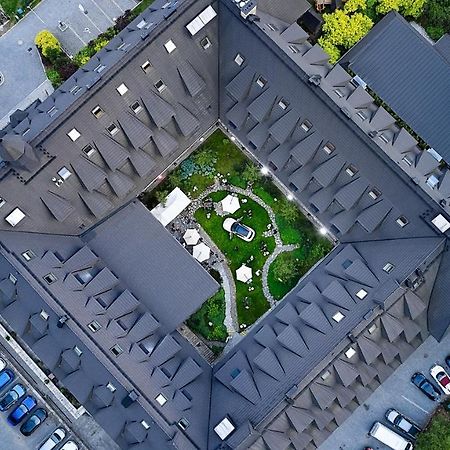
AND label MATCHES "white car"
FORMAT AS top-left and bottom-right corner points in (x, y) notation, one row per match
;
(0, 358), (6, 372)
(430, 364), (450, 395)
(223, 218), (255, 242)
(39, 427), (66, 450)
(60, 441), (78, 450)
